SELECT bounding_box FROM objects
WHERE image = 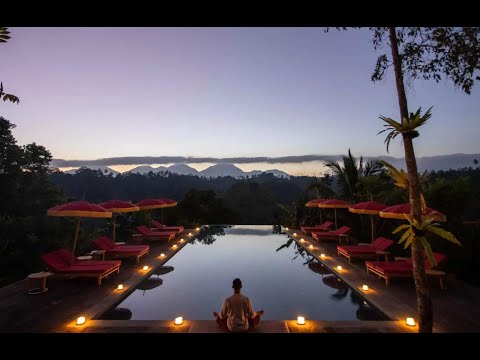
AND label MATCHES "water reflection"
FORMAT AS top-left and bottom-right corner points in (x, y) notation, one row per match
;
(152, 266), (174, 278)
(137, 277), (163, 296)
(307, 261), (330, 277)
(272, 225), (283, 234)
(350, 291), (387, 320)
(275, 237), (293, 252)
(113, 225), (386, 321)
(192, 225), (226, 245)
(101, 307), (133, 320)
(276, 237), (315, 265)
